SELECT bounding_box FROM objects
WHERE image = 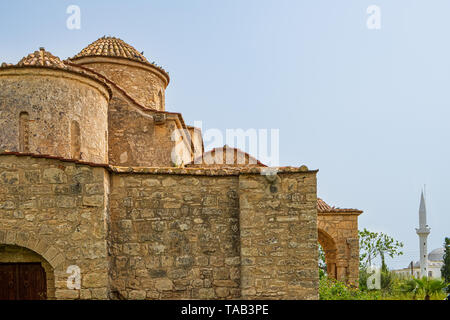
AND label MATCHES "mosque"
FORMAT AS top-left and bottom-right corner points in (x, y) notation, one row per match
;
(392, 192), (445, 279)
